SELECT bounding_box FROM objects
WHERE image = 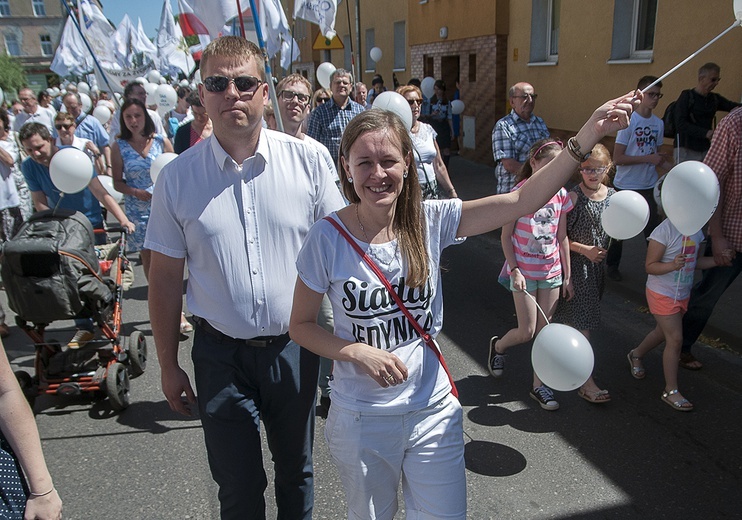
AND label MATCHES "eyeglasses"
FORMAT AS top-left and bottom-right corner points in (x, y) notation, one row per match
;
(316, 97), (330, 104)
(203, 75), (263, 93)
(406, 99), (422, 106)
(280, 90), (310, 105)
(512, 93), (538, 100)
(579, 167), (609, 175)
(709, 77), (721, 82)
(645, 92), (664, 99)
(55, 123), (73, 130)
